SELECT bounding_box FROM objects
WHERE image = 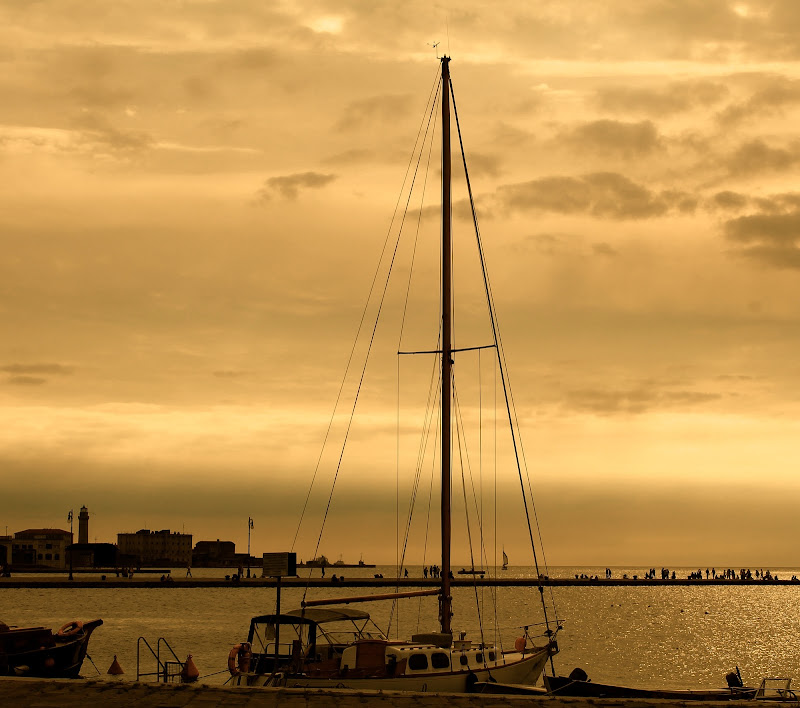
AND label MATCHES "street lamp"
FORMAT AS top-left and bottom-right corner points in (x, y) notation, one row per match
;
(247, 517), (253, 578)
(67, 509), (74, 581)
